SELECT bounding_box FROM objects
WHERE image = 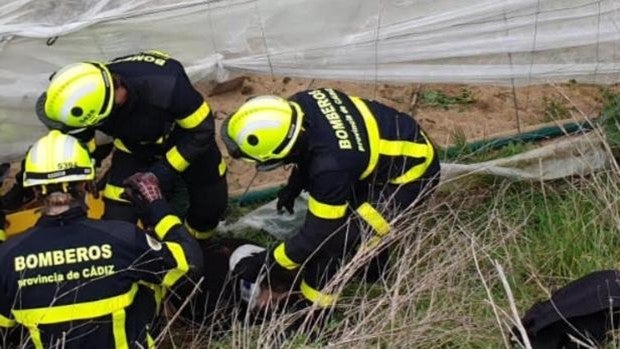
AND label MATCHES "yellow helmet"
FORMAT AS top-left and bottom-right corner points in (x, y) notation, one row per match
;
(36, 62), (114, 129)
(23, 130), (95, 189)
(222, 95), (304, 163)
